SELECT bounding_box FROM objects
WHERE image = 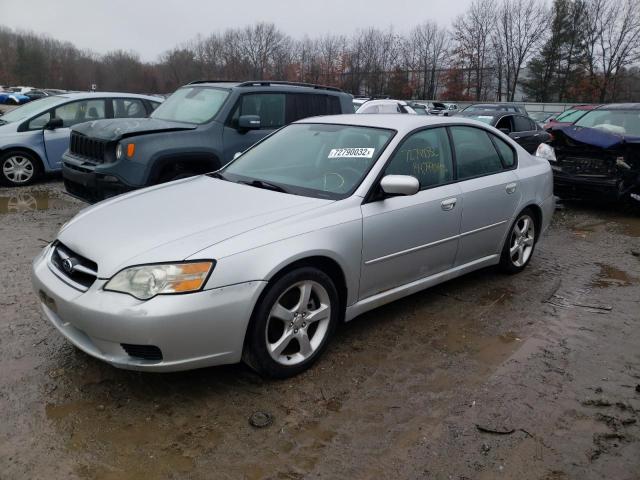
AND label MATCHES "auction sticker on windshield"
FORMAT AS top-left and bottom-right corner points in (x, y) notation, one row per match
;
(328, 148), (375, 158)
